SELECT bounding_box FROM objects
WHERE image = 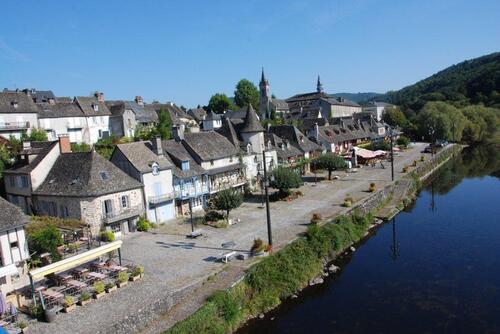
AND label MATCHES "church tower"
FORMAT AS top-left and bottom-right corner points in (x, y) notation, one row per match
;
(259, 67), (271, 119)
(317, 75), (324, 93)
